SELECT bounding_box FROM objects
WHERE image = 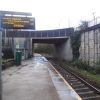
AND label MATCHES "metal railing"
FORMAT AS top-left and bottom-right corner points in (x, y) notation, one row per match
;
(88, 17), (100, 27)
